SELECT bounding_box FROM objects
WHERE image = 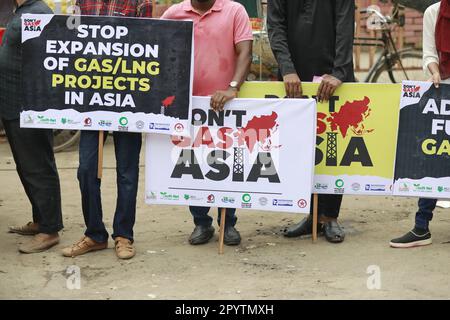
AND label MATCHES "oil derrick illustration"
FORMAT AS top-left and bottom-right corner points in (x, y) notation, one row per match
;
(233, 147), (244, 181)
(326, 132), (338, 166)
